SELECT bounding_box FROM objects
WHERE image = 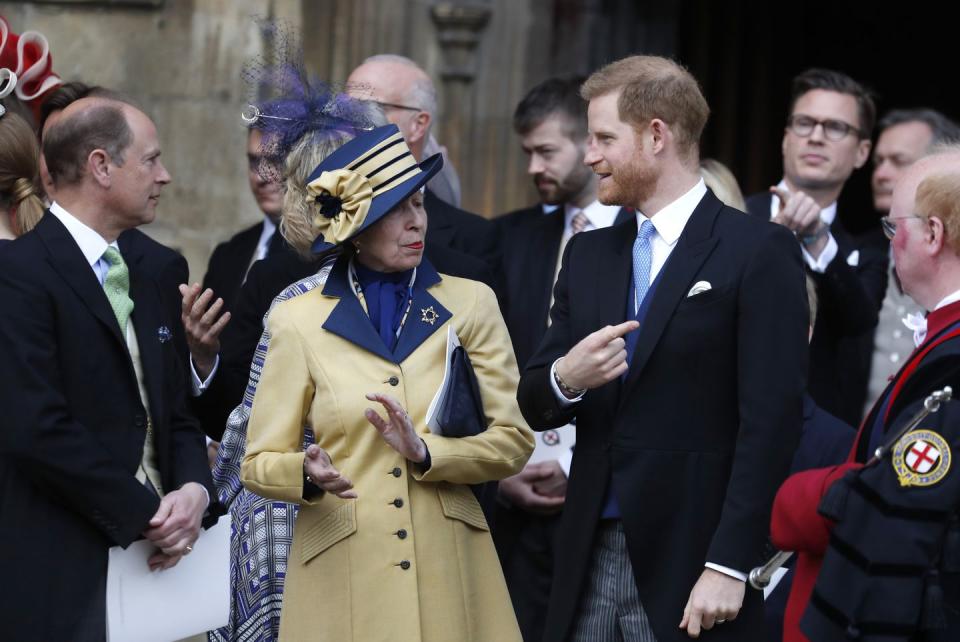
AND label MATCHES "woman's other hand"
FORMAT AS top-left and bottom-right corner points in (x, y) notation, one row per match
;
(304, 444), (357, 498)
(364, 393), (428, 463)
